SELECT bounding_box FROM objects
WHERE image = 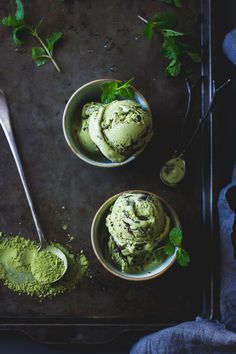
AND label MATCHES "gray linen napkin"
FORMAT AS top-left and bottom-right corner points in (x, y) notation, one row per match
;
(130, 175), (236, 354)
